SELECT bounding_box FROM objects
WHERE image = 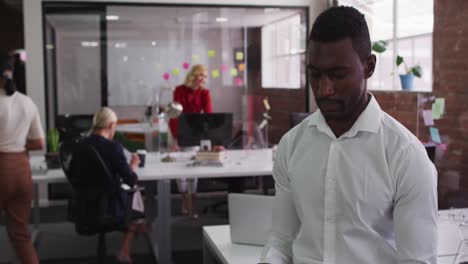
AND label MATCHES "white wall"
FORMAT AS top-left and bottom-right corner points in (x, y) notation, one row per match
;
(24, 0), (328, 132)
